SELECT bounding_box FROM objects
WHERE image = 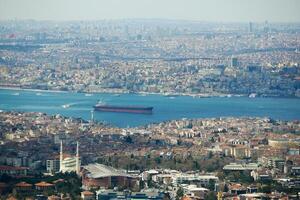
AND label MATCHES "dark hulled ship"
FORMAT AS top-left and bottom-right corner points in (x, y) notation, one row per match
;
(93, 104), (153, 114)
